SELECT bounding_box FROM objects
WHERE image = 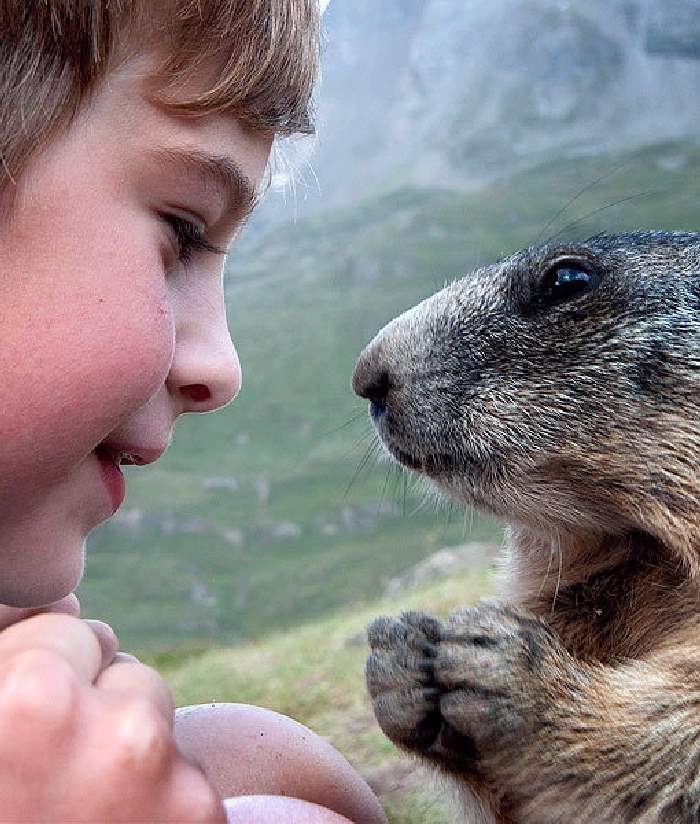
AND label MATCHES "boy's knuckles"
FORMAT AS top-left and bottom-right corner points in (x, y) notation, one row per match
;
(0, 613), (102, 682)
(0, 648), (79, 729)
(106, 699), (173, 776)
(82, 619), (119, 668)
(168, 763), (225, 822)
(97, 661), (173, 720)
